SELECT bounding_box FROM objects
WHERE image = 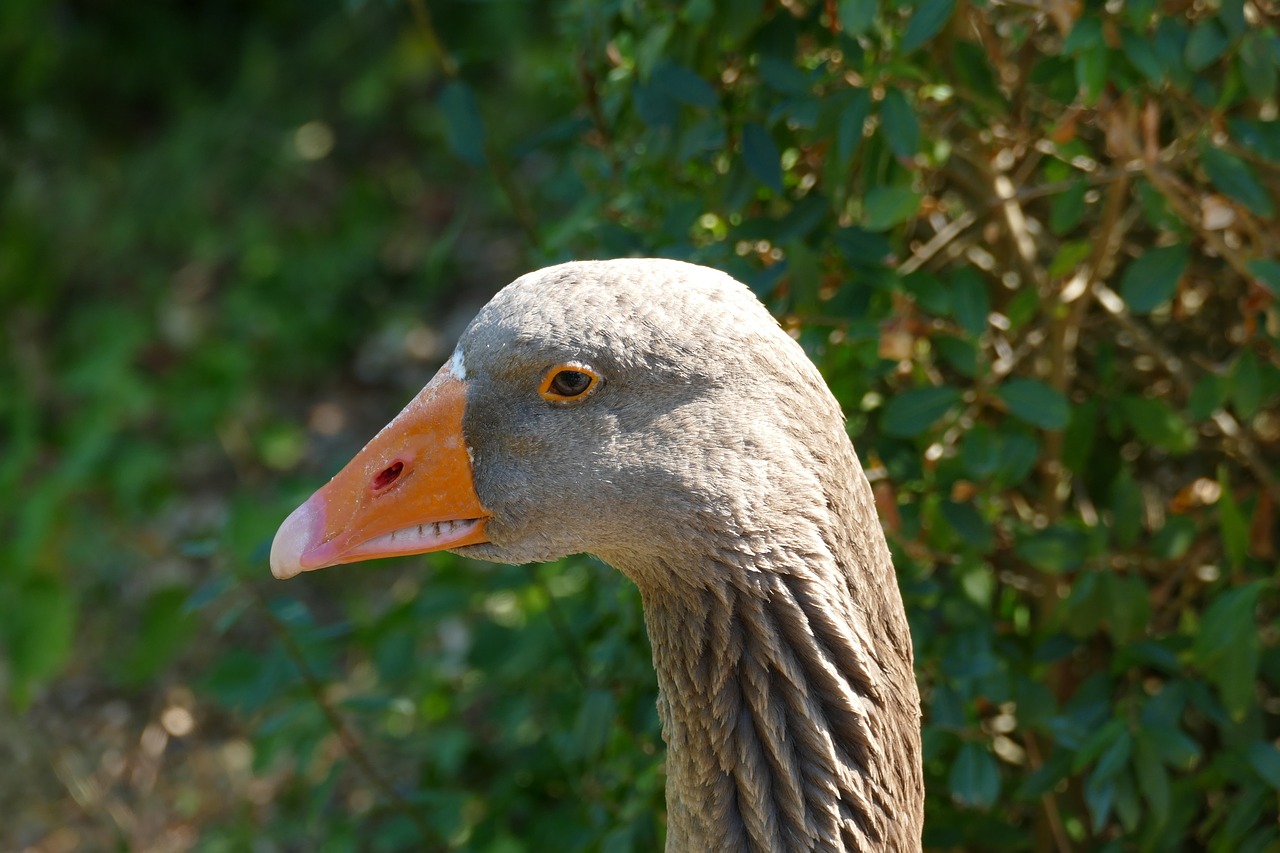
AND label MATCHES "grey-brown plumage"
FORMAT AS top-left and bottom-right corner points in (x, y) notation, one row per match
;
(450, 259), (923, 851)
